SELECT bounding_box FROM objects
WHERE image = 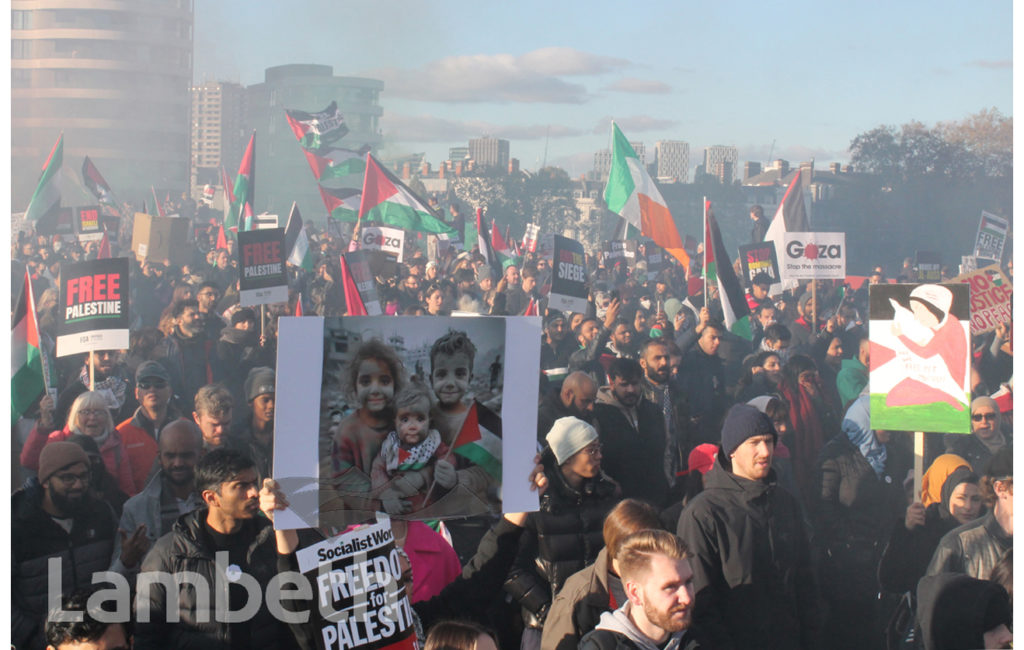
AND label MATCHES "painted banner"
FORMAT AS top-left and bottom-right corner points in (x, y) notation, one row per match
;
(915, 251), (942, 282)
(238, 228), (289, 307)
(549, 235), (589, 314)
(953, 264), (1012, 335)
(973, 211), (1009, 261)
(361, 226), (405, 262)
(271, 315), (540, 529)
(781, 232), (846, 280)
(868, 283), (971, 433)
(295, 519), (417, 650)
(343, 250), (384, 316)
(57, 258), (130, 356)
(738, 241), (782, 285)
